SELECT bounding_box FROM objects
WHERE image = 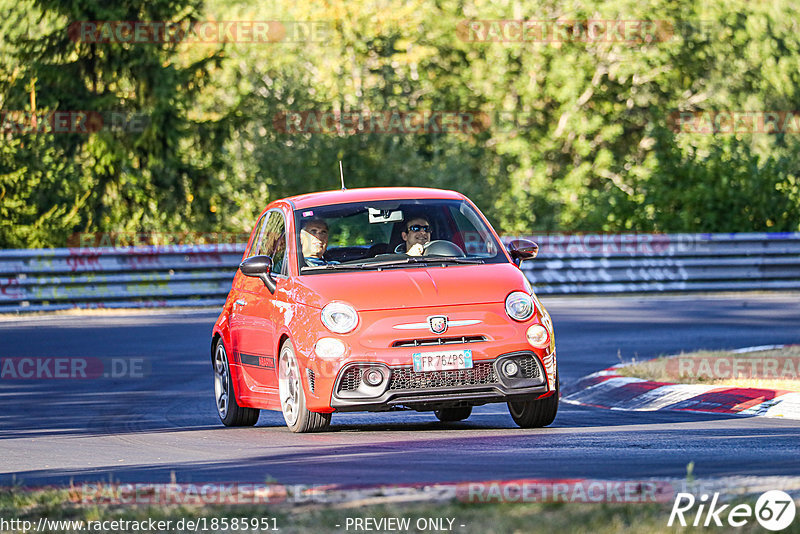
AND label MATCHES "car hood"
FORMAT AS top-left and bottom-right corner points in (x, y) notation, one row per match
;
(292, 262), (530, 311)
